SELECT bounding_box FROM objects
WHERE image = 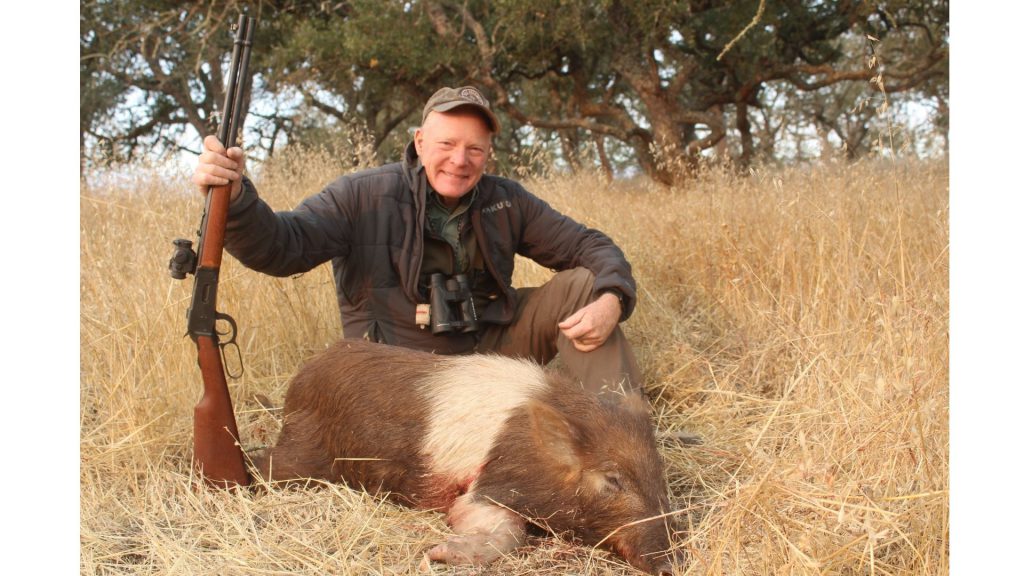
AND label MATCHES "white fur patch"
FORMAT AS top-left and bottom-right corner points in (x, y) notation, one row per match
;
(419, 355), (548, 481)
